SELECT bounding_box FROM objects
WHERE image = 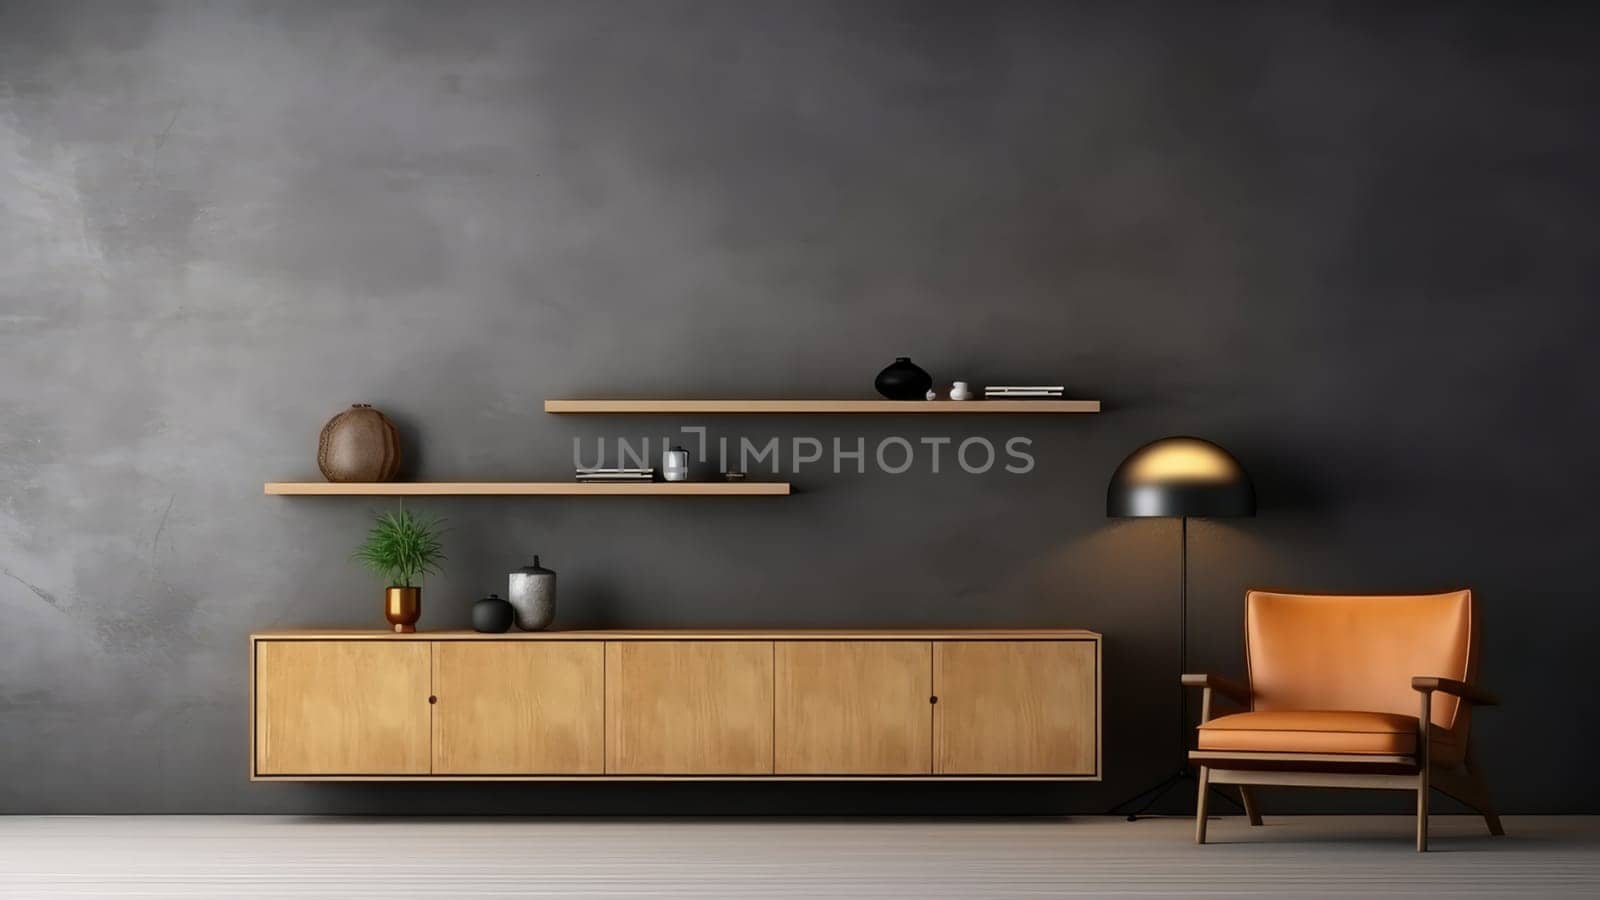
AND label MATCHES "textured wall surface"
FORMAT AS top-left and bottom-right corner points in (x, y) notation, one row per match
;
(2, 0), (1597, 814)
